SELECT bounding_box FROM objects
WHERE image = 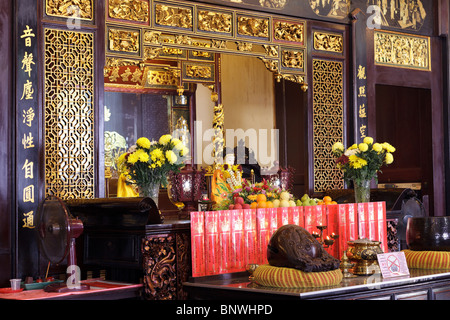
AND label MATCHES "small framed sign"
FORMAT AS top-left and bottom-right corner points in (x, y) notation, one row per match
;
(377, 251), (410, 278)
